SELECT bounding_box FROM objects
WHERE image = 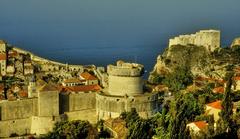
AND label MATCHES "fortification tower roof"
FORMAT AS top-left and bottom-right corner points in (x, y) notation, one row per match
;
(107, 61), (144, 77)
